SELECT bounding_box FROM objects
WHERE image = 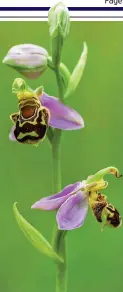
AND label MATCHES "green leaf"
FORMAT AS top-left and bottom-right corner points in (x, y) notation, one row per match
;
(59, 62), (71, 89)
(47, 57), (70, 89)
(65, 42), (88, 99)
(13, 203), (63, 263)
